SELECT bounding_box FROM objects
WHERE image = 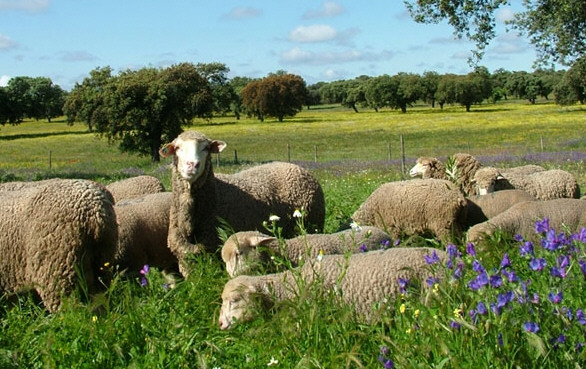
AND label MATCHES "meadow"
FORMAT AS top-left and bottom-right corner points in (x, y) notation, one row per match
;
(0, 101), (585, 368)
